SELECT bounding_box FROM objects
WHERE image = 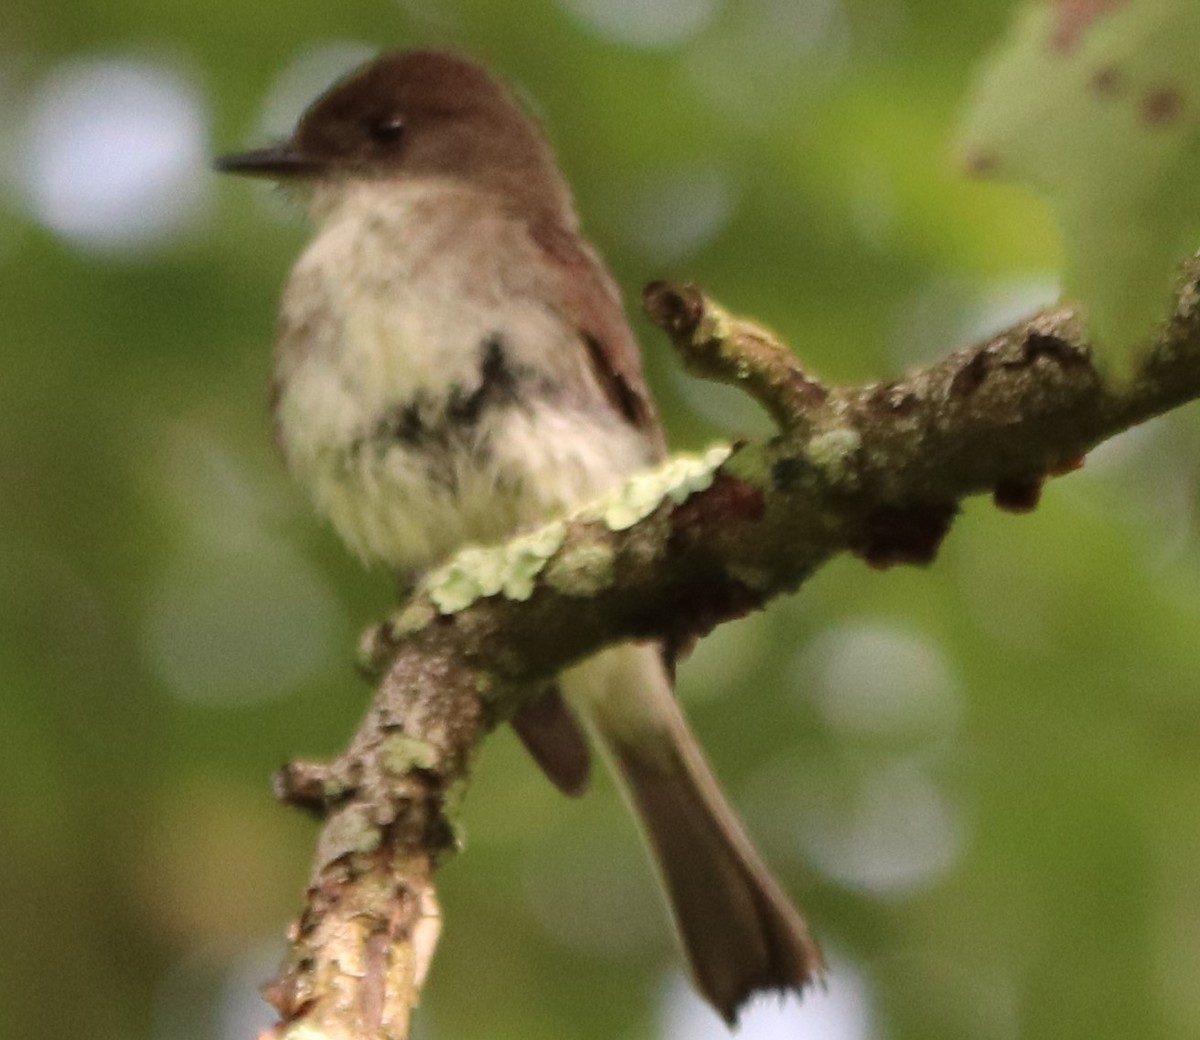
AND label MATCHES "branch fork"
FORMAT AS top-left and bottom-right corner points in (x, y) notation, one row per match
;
(260, 266), (1200, 1040)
